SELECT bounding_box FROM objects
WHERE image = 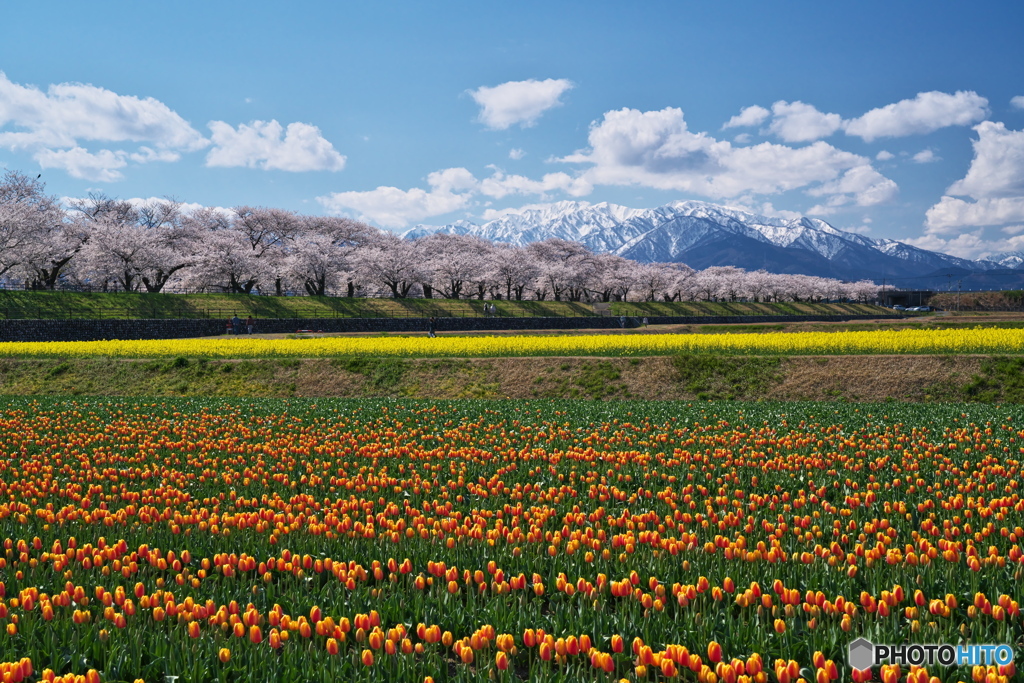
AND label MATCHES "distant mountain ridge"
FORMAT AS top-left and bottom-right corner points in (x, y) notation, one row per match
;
(403, 200), (1024, 284)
